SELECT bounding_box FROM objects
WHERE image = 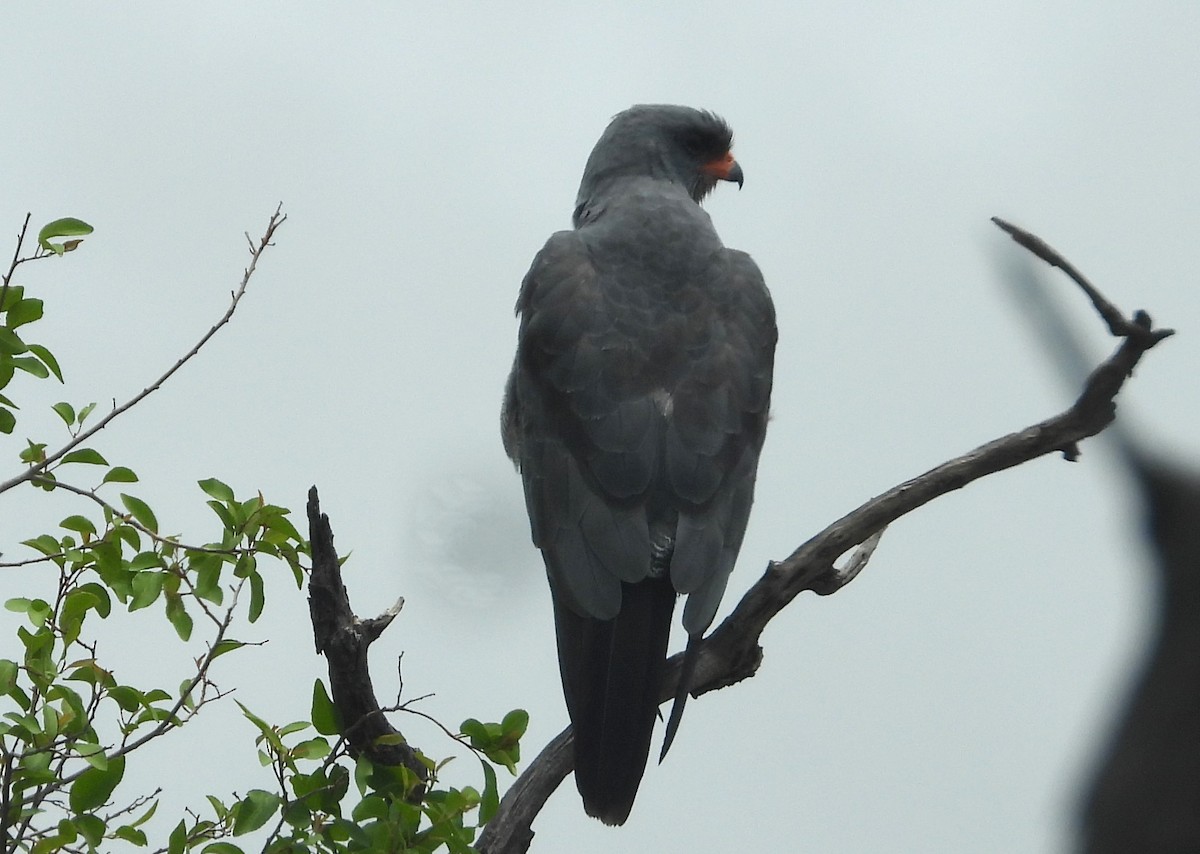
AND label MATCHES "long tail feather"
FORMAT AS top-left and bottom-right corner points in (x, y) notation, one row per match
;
(659, 632), (702, 762)
(552, 577), (676, 825)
